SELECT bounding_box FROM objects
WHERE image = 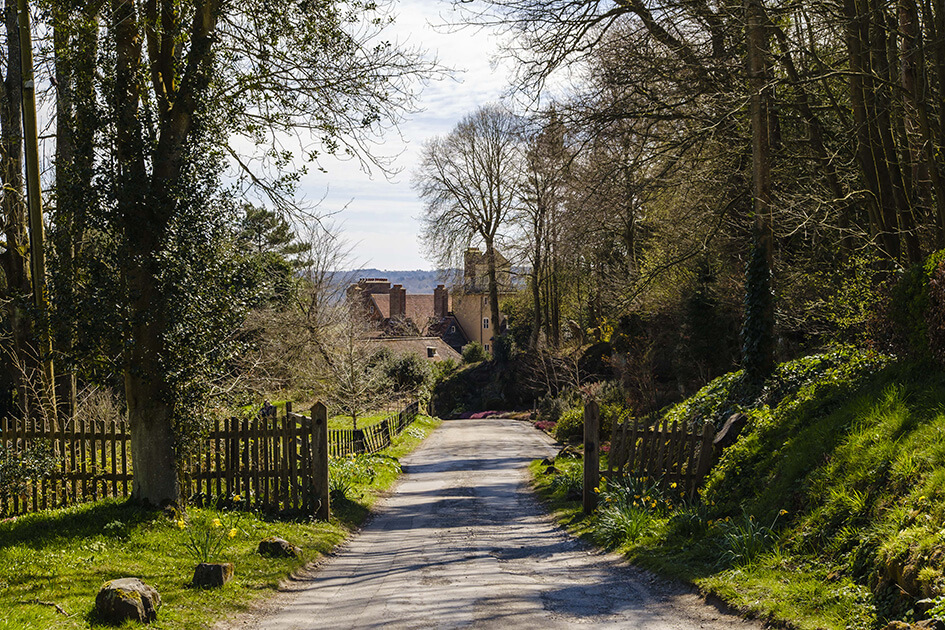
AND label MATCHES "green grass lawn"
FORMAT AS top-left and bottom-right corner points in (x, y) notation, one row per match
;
(0, 414), (440, 629)
(327, 411), (393, 431)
